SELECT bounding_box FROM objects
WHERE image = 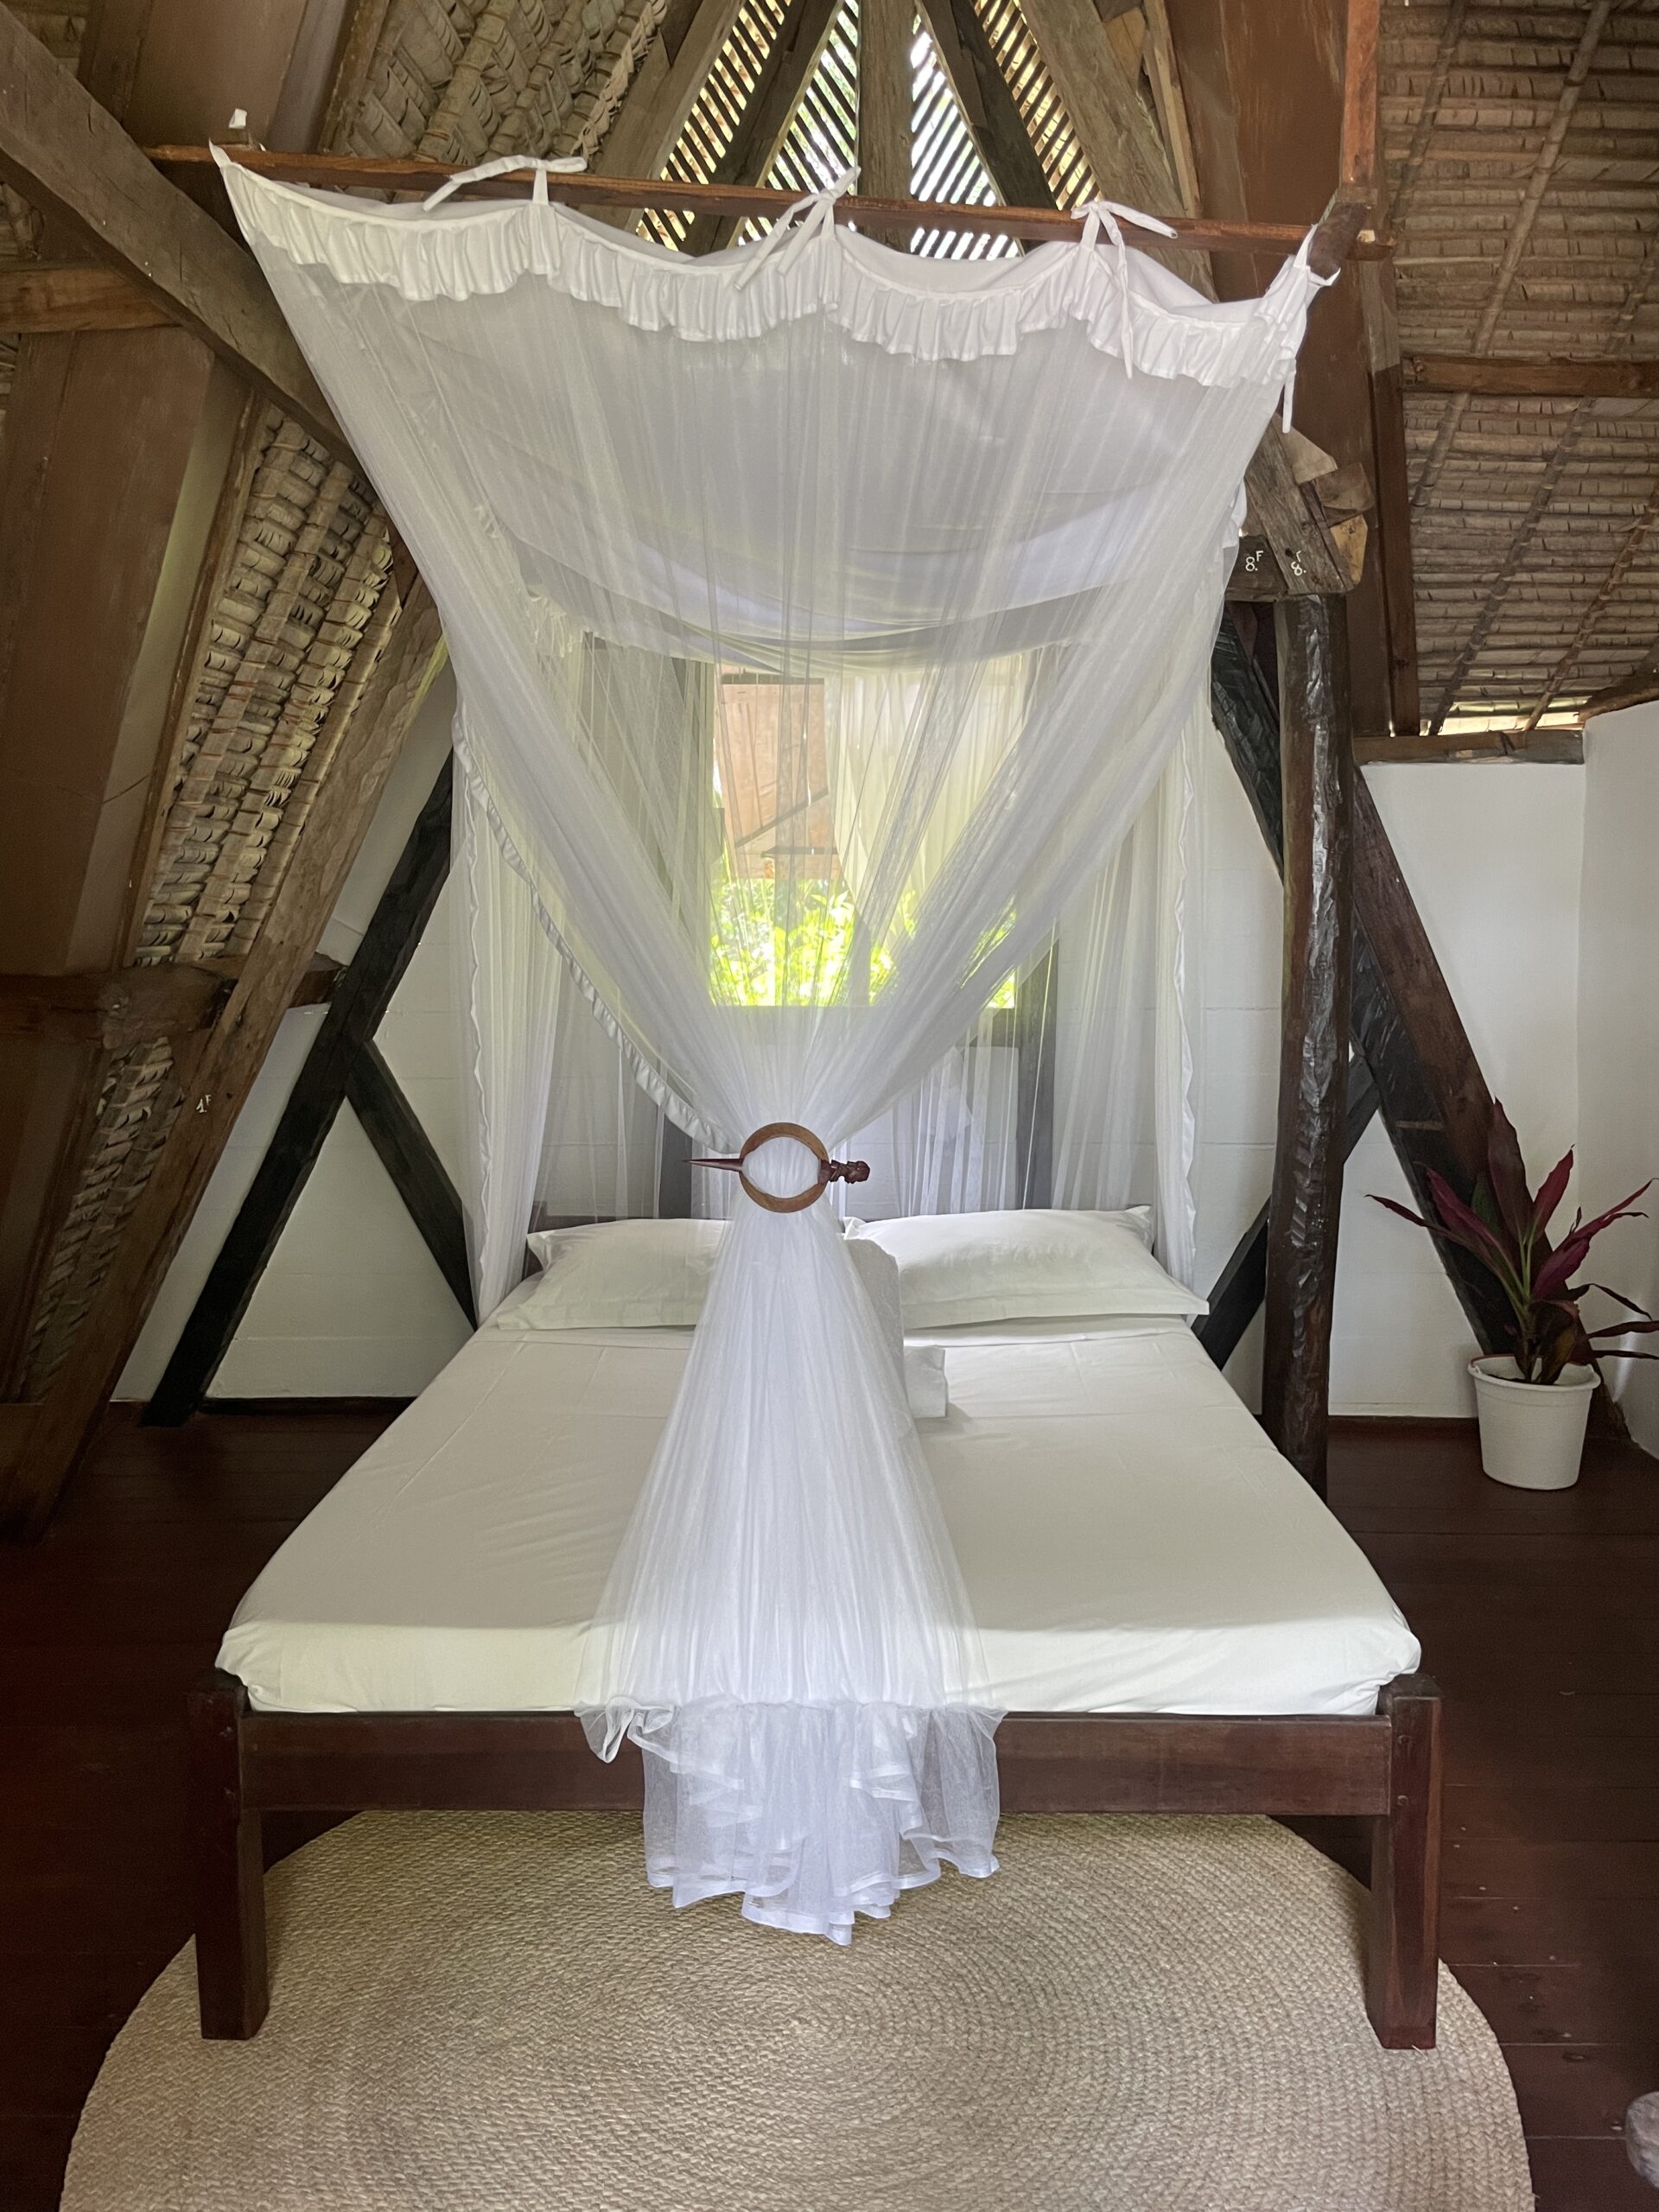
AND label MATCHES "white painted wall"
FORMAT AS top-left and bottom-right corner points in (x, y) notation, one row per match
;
(1577, 701), (1659, 1454)
(123, 684), (1590, 1417)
